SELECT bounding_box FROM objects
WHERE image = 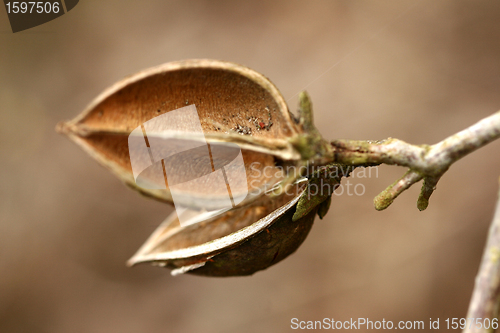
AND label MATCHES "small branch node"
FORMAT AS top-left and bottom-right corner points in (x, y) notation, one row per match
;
(332, 111), (500, 211)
